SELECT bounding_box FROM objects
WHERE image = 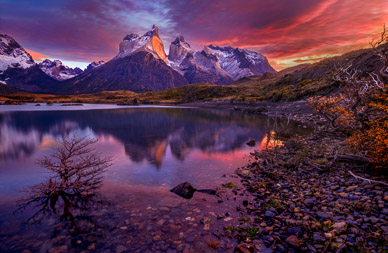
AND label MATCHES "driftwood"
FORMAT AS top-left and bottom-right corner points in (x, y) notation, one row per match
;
(327, 155), (370, 164)
(349, 171), (388, 186)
